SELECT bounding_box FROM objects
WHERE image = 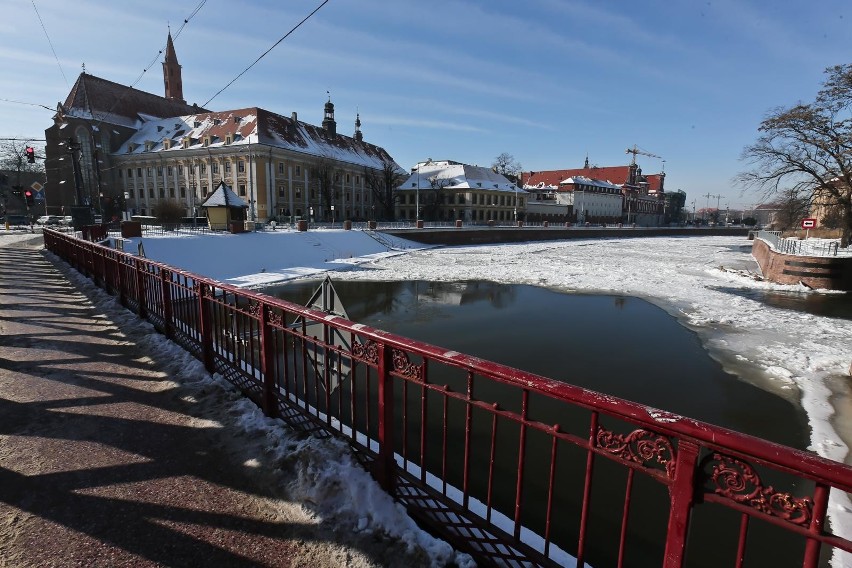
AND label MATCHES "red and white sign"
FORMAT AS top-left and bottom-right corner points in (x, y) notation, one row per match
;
(801, 218), (817, 229)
